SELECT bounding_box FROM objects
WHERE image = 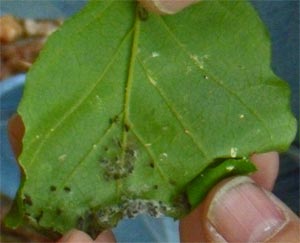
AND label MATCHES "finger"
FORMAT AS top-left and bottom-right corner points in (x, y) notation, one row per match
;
(95, 230), (116, 243)
(57, 229), (116, 243)
(57, 229), (93, 242)
(7, 114), (24, 157)
(138, 0), (199, 14)
(180, 204), (206, 242)
(250, 152), (279, 191)
(180, 176), (300, 242)
(180, 152), (280, 241)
